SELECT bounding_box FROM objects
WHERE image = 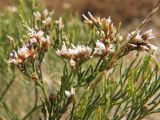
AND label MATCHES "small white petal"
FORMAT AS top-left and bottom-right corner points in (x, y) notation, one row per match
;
(65, 90), (71, 97)
(70, 59), (76, 68)
(71, 87), (75, 95)
(141, 45), (149, 50)
(43, 9), (49, 17)
(30, 38), (37, 43)
(148, 44), (158, 50)
(34, 11), (41, 20)
(36, 31), (44, 38)
(9, 59), (18, 65)
(107, 16), (111, 24)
